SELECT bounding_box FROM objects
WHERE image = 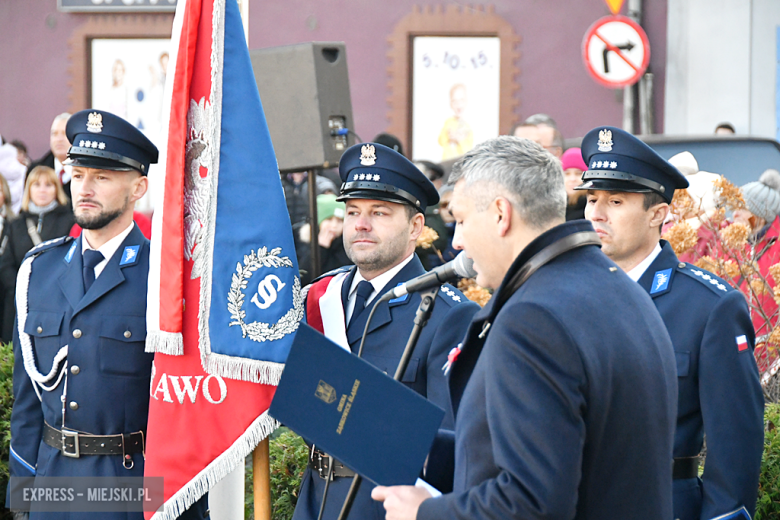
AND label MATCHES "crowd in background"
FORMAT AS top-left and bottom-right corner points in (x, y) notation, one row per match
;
(0, 112), (156, 344)
(3, 110), (775, 342)
(0, 117), (77, 344)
